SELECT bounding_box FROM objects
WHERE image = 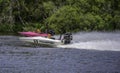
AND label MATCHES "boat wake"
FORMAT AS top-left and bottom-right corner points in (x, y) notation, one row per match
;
(57, 32), (120, 51)
(57, 40), (120, 51)
(1, 32), (119, 51)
